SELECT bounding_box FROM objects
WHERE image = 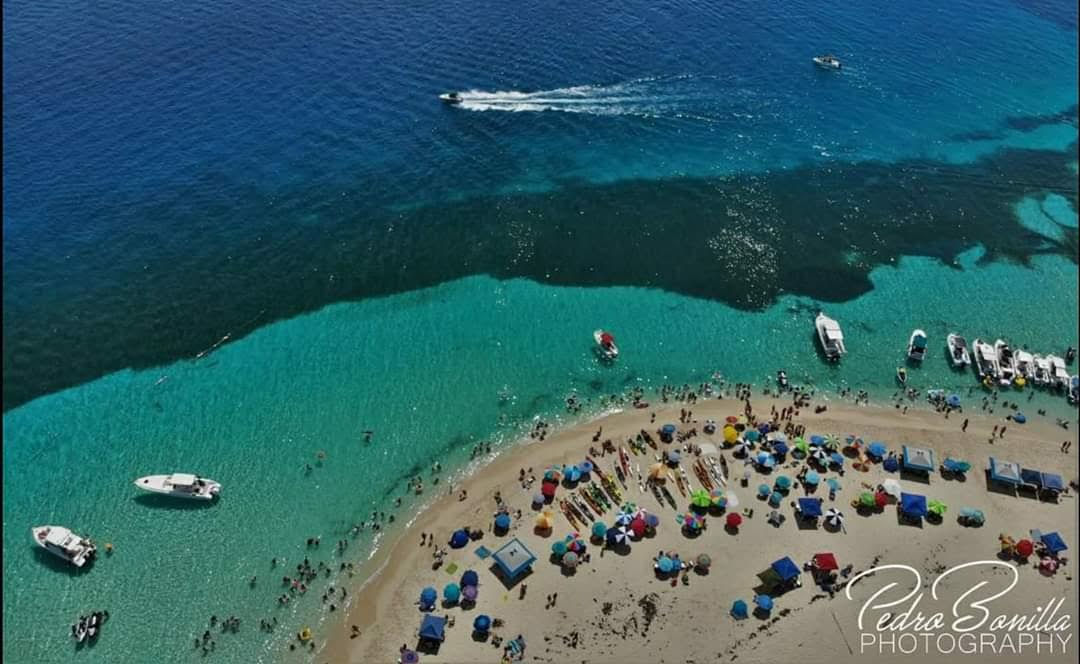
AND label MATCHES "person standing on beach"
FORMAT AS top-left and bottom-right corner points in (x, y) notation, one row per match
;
(999, 426), (1006, 438)
(962, 418), (969, 432)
